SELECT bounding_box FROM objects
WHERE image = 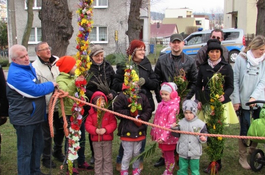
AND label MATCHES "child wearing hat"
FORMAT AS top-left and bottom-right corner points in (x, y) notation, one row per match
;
(150, 82), (180, 175)
(85, 91), (117, 175)
(113, 80), (152, 175)
(56, 56), (93, 174)
(174, 99), (207, 175)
